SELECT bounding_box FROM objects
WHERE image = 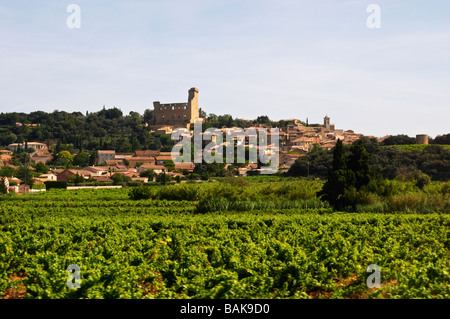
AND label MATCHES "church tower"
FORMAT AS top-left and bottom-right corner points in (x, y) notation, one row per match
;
(324, 116), (330, 130)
